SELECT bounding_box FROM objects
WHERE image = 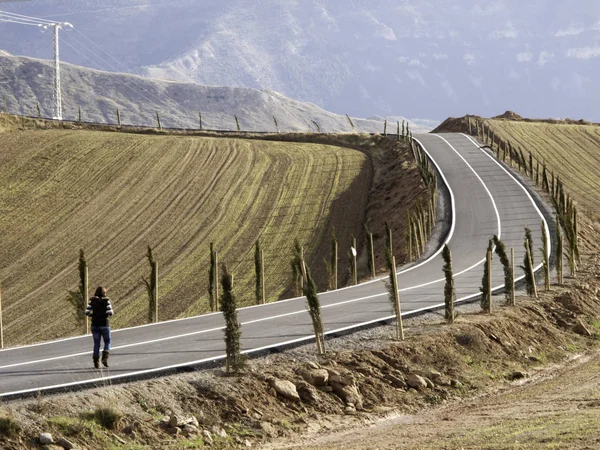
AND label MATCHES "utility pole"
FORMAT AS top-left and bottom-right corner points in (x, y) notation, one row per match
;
(53, 23), (62, 120)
